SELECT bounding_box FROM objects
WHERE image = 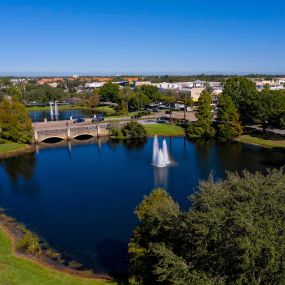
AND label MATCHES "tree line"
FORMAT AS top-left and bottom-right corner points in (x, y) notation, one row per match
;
(187, 77), (285, 140)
